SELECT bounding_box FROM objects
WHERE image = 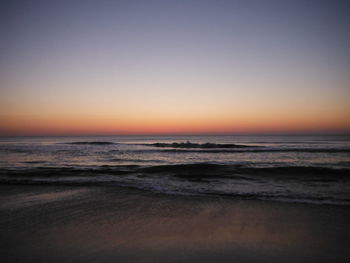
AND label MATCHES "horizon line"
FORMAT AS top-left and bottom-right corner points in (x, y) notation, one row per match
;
(1, 132), (349, 137)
